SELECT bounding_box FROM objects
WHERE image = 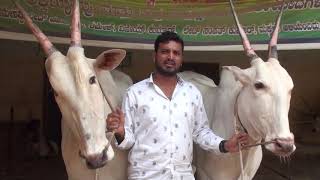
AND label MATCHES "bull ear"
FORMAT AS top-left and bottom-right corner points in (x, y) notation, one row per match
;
(223, 66), (251, 86)
(95, 49), (126, 70)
